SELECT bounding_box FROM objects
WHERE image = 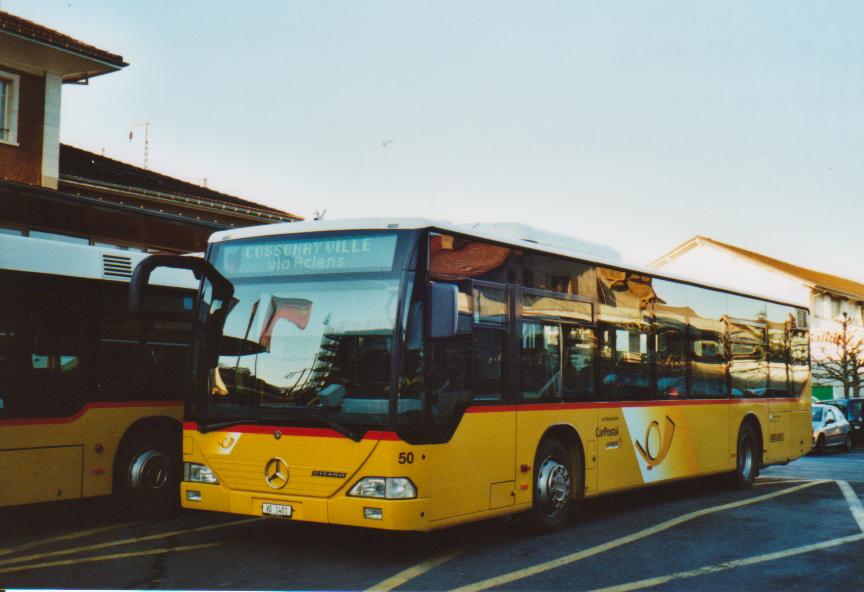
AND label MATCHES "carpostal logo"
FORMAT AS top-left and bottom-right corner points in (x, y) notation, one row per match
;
(634, 416), (676, 468)
(596, 426), (619, 438)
